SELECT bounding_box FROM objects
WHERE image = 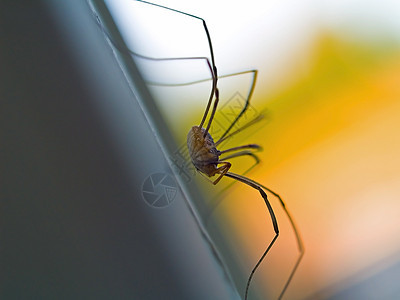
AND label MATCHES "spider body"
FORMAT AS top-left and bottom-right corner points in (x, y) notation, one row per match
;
(187, 126), (220, 169)
(187, 126), (232, 185)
